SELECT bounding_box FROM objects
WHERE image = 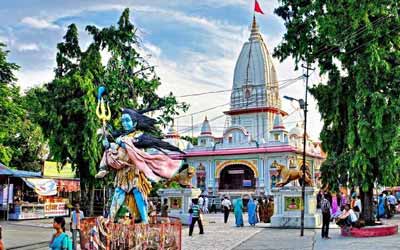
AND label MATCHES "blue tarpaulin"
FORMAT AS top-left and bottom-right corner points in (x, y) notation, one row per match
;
(0, 163), (41, 178)
(0, 163), (13, 176)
